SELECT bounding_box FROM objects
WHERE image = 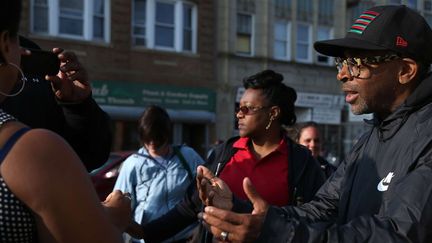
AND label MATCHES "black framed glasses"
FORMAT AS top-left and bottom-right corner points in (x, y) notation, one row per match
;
(236, 105), (269, 115)
(335, 53), (400, 77)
